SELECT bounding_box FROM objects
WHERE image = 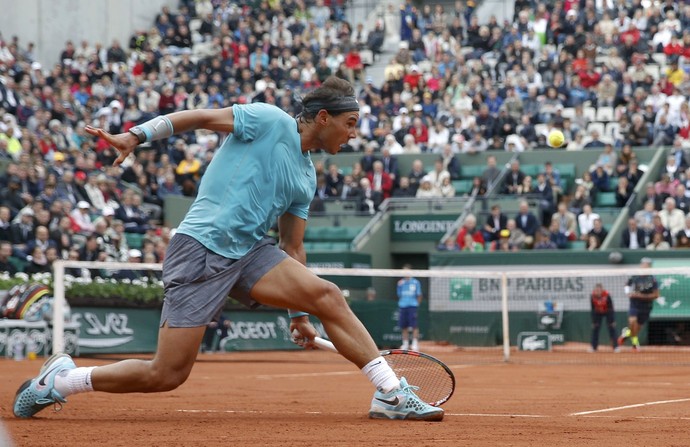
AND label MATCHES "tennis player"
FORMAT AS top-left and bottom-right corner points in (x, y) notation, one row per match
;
(14, 77), (443, 421)
(618, 257), (659, 351)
